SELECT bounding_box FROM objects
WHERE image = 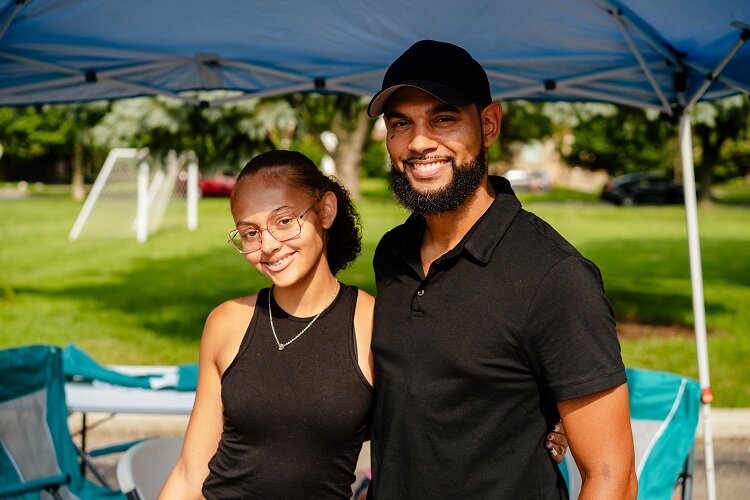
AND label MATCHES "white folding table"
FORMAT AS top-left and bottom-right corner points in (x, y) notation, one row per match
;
(65, 382), (195, 415)
(65, 364), (196, 415)
(64, 365), (195, 460)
